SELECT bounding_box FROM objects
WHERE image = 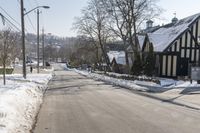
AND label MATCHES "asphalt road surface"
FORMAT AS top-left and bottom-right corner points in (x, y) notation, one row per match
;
(33, 67), (200, 133)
